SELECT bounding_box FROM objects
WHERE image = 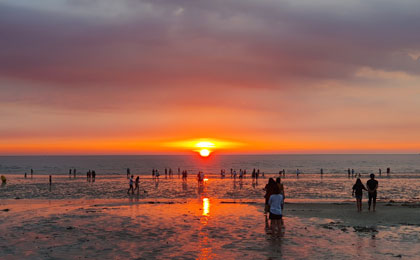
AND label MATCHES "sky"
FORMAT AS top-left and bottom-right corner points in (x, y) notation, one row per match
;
(1, 0), (420, 155)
